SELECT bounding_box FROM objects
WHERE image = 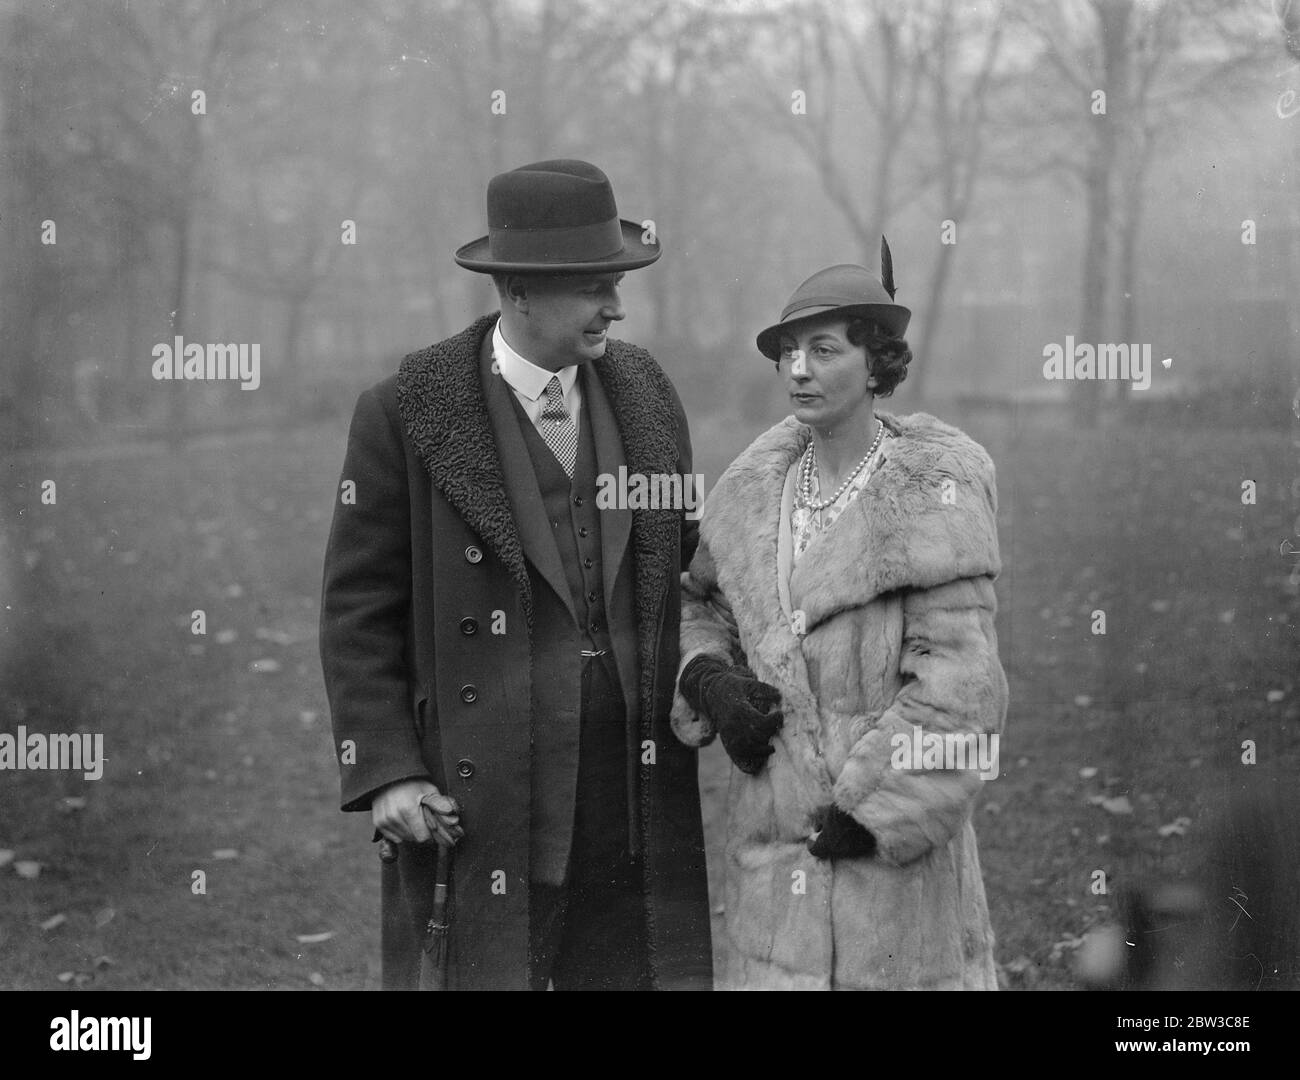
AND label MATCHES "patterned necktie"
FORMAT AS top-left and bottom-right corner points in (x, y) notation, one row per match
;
(539, 376), (577, 479)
